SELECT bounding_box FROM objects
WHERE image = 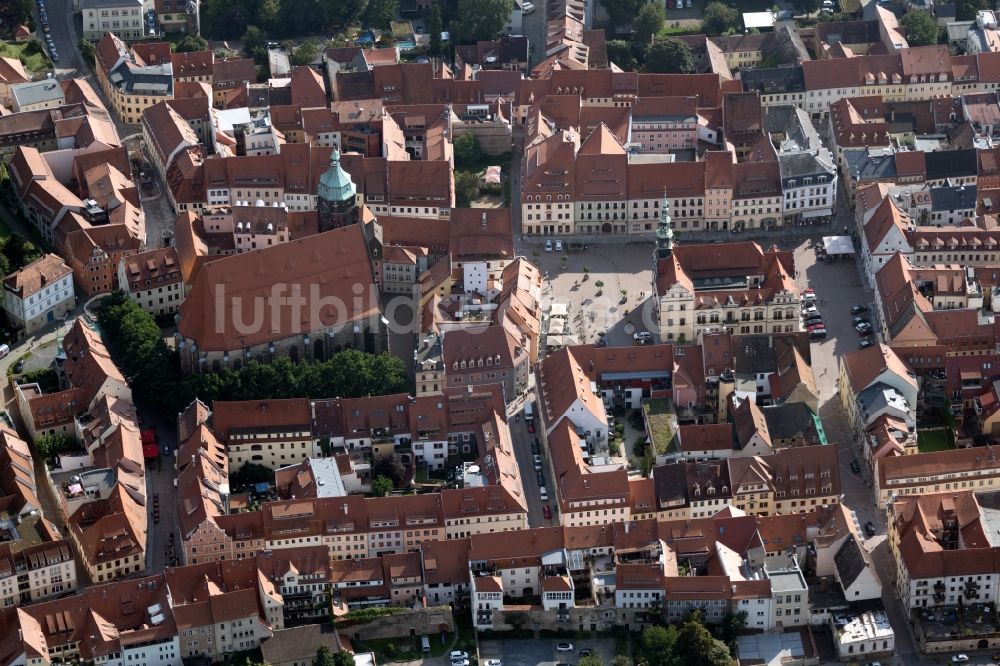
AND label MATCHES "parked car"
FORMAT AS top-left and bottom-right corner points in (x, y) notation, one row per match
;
(50, 52), (58, 62)
(633, 331), (652, 342)
(532, 437), (540, 454)
(527, 422), (535, 433)
(522, 1), (535, 12)
(543, 504), (552, 519)
(808, 329), (827, 340)
(12, 360), (24, 374)
(536, 471), (544, 486)
(855, 322), (873, 334)
(533, 455), (542, 470)
(852, 316), (869, 326)
(484, 661), (503, 666)
(803, 314), (823, 323)
(864, 521), (876, 537)
(555, 240), (564, 252)
(557, 643), (574, 652)
(951, 656), (969, 663)
(807, 323), (826, 332)
(850, 459), (861, 474)
(545, 239), (553, 252)
(449, 652), (470, 662)
(802, 305), (819, 316)
(851, 305), (869, 314)
(859, 339), (874, 349)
